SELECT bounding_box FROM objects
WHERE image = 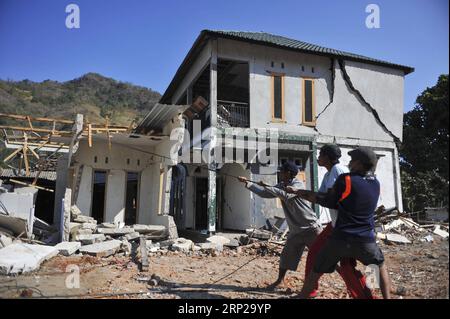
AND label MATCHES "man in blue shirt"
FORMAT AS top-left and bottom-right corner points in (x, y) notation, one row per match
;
(287, 147), (391, 299)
